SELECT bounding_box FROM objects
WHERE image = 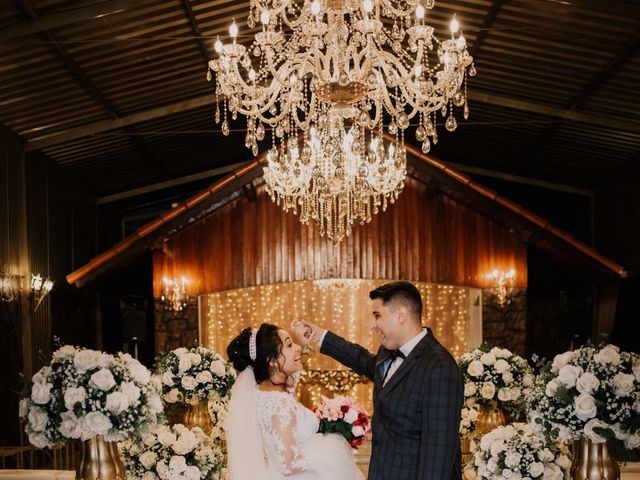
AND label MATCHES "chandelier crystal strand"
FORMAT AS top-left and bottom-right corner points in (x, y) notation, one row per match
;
(209, 0), (474, 242)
